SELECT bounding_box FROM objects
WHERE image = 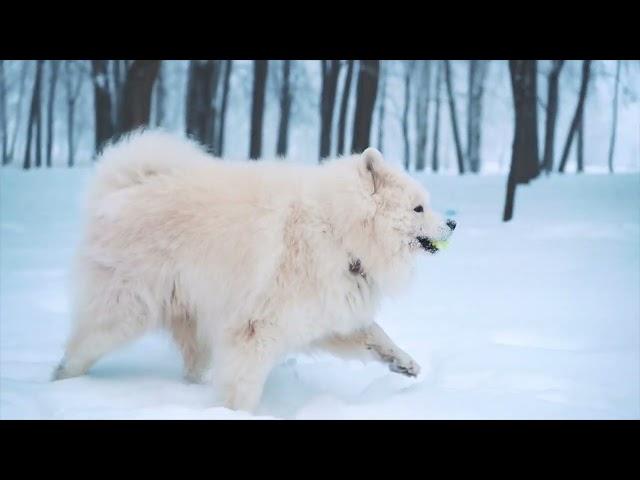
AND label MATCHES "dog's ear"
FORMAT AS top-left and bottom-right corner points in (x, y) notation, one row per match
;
(361, 148), (384, 195)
